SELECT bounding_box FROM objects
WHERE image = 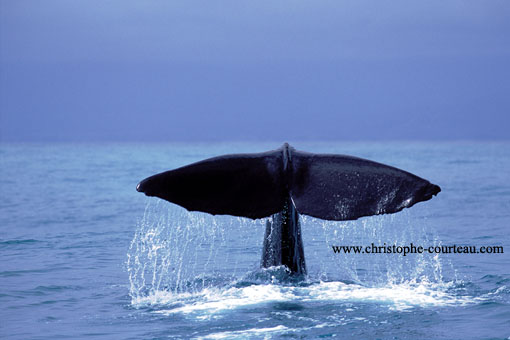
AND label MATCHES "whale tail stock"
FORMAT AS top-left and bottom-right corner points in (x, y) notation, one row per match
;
(136, 143), (441, 222)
